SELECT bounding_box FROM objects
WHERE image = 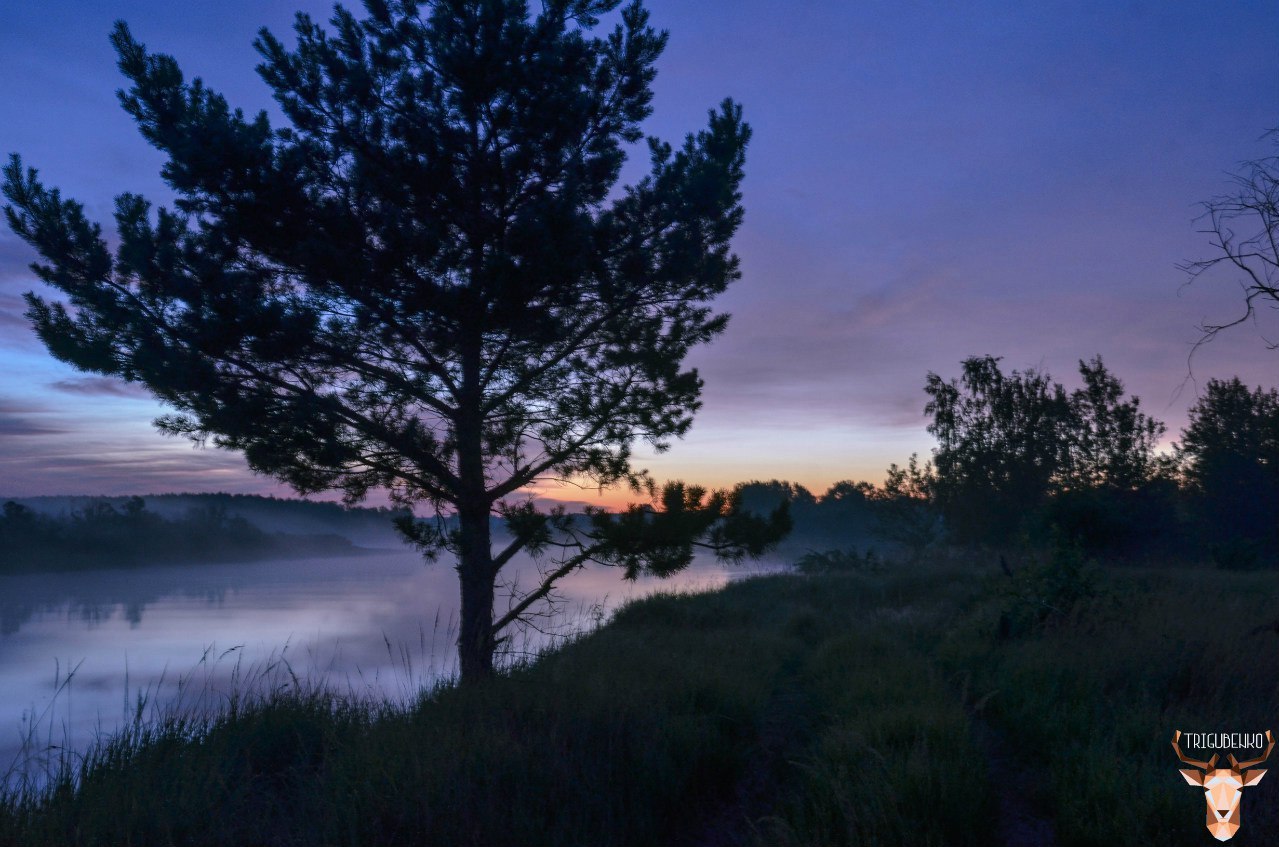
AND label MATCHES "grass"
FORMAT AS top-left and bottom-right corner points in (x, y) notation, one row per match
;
(941, 560), (1279, 846)
(2, 552), (1277, 845)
